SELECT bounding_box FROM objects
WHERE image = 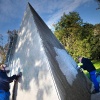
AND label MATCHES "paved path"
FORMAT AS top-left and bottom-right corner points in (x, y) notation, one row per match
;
(91, 83), (100, 100)
(91, 92), (100, 100)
